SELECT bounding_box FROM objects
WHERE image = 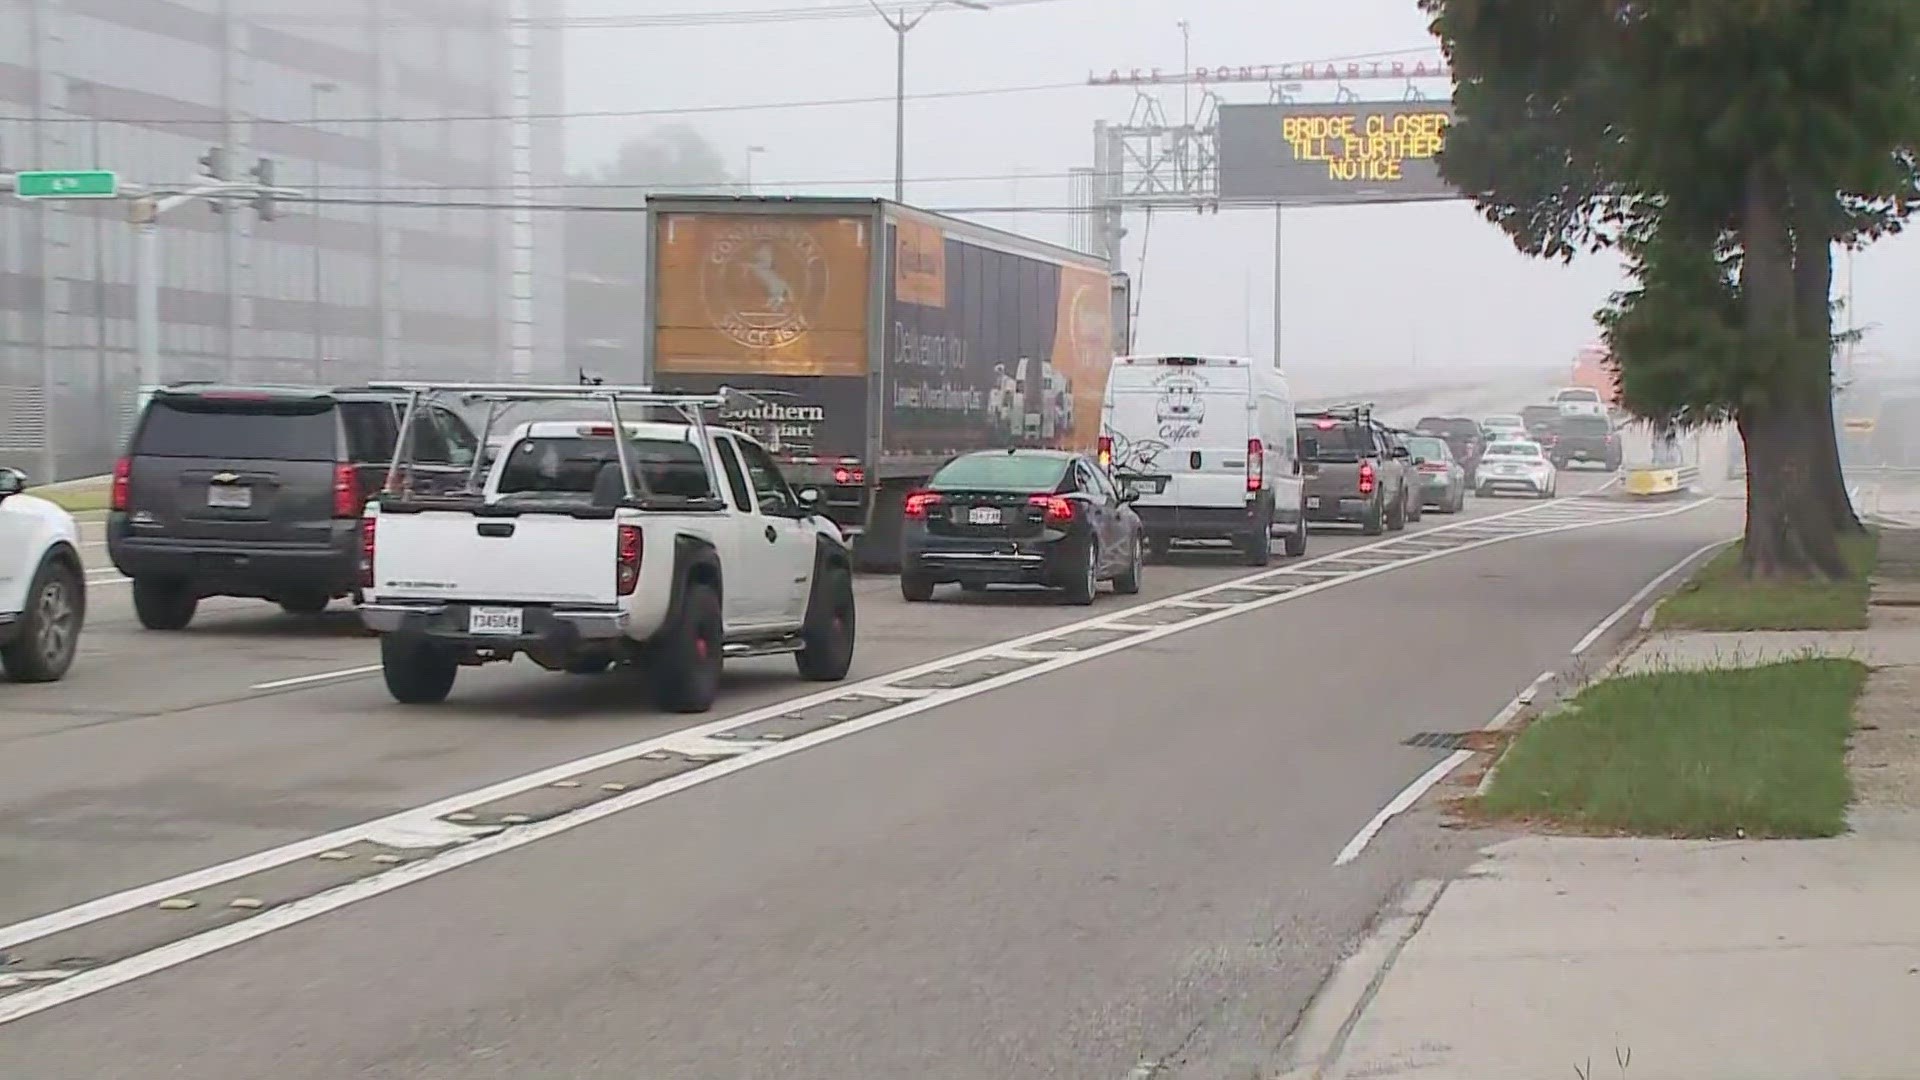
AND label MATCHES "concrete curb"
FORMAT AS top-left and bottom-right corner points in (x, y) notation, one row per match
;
(1274, 878), (1451, 1080)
